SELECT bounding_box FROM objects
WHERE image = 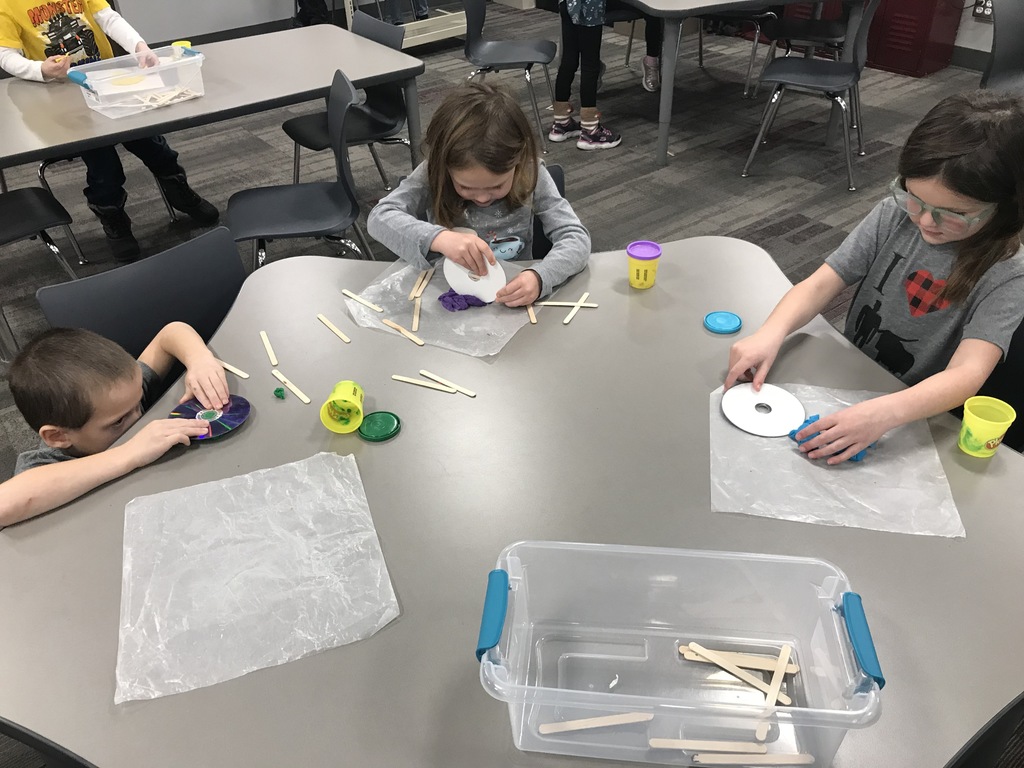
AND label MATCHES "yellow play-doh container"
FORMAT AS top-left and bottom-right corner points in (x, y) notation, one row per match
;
(320, 380), (365, 434)
(627, 240), (662, 289)
(170, 40), (191, 59)
(958, 396), (1016, 457)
